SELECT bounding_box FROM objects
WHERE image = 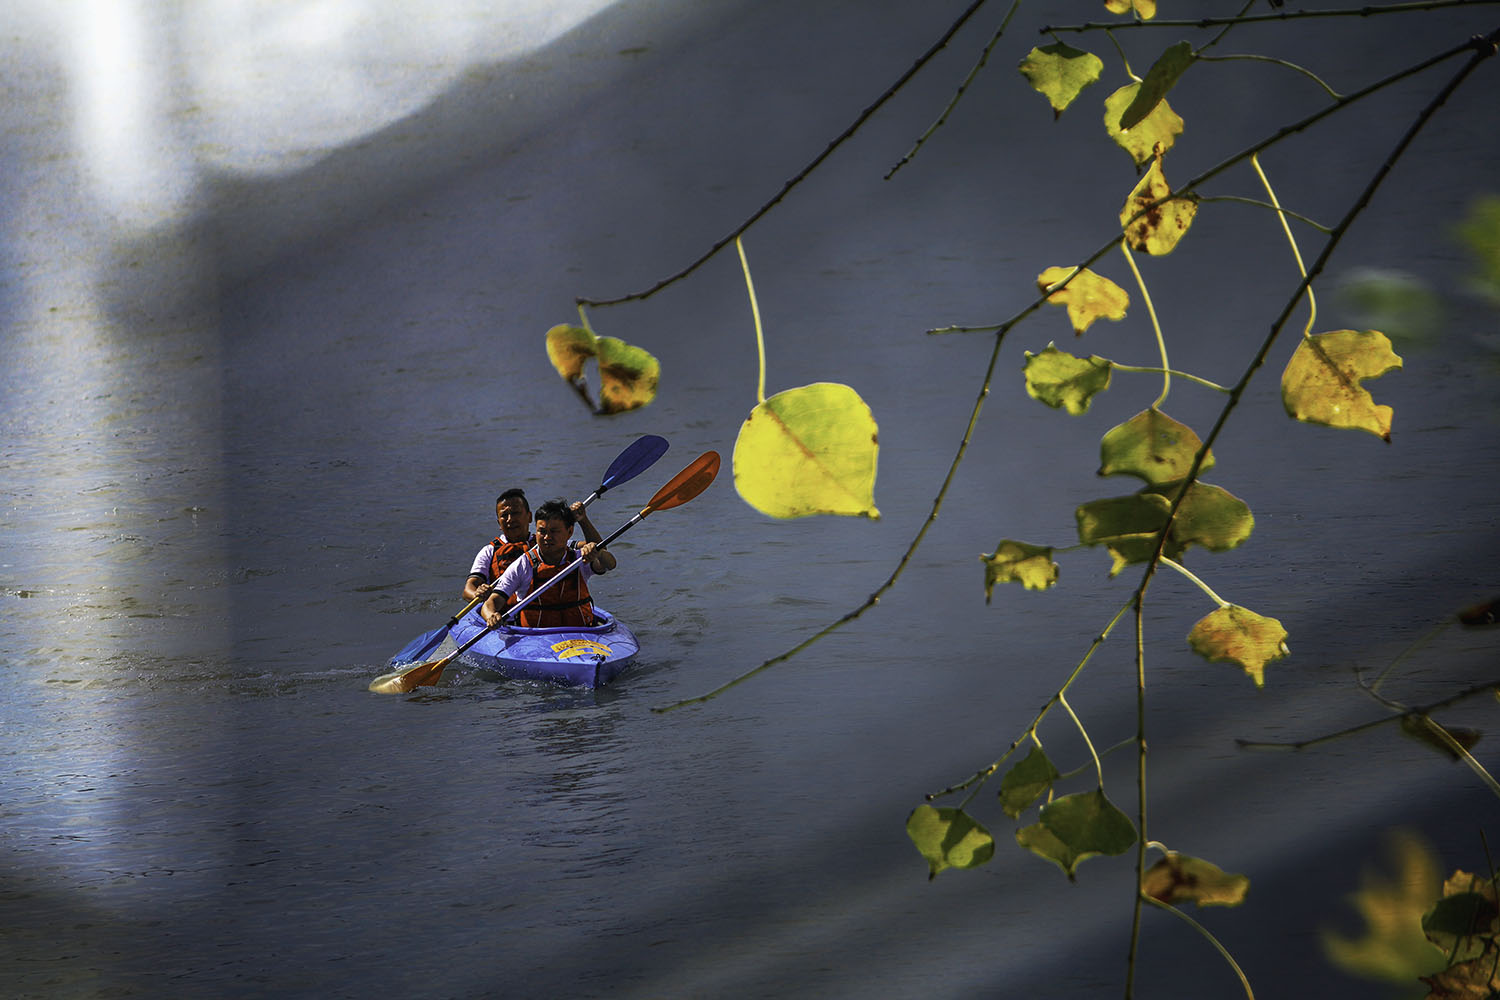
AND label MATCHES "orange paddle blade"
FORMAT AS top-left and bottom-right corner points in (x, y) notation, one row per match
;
(644, 451), (720, 514)
(368, 655), (451, 694)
